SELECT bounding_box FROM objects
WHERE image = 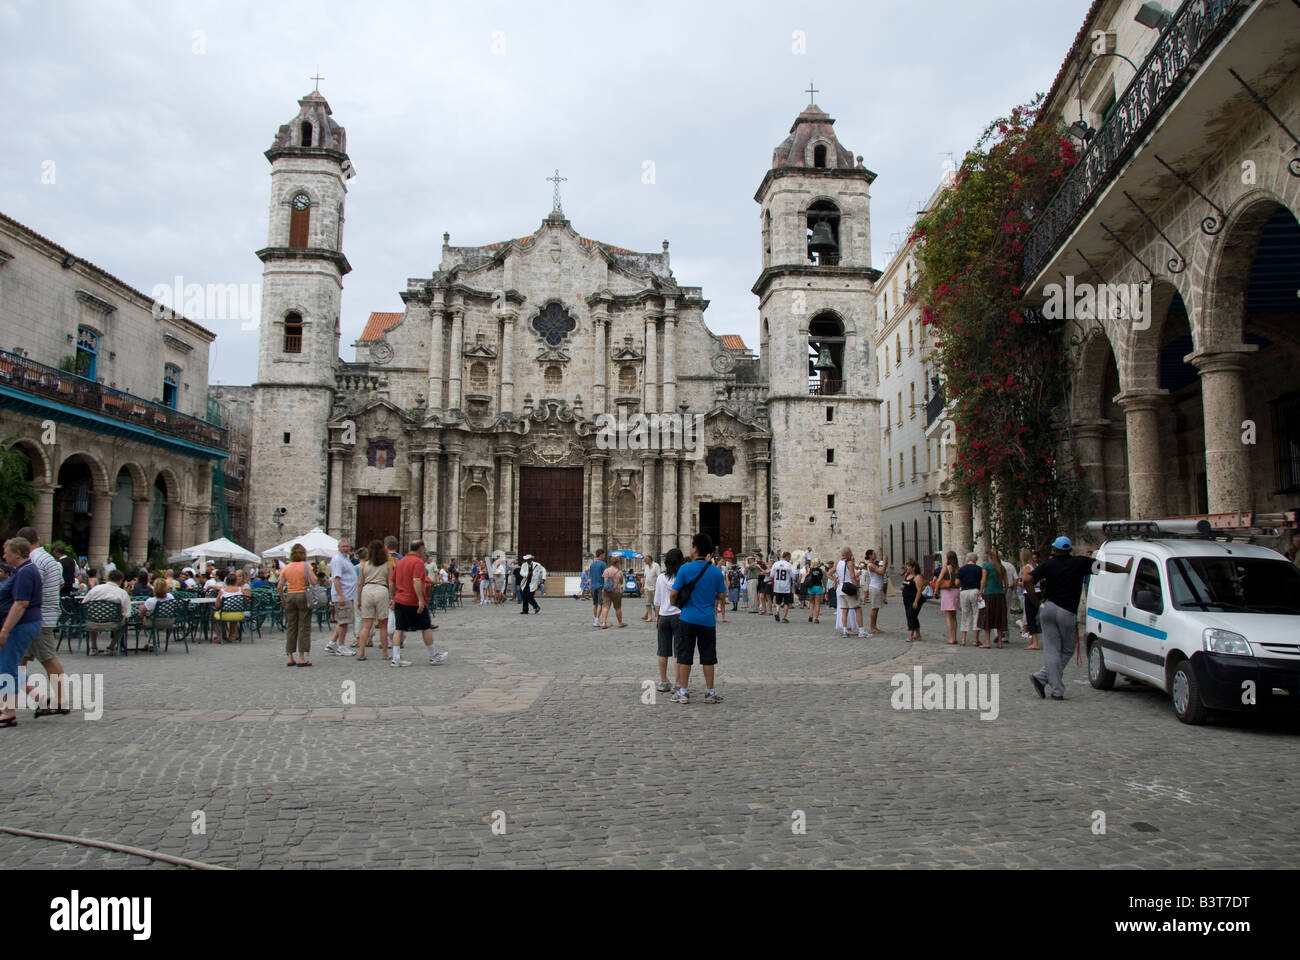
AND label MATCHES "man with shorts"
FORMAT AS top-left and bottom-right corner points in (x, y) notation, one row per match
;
(653, 548), (684, 693)
(669, 533), (728, 705)
(388, 541), (446, 667)
(770, 550), (795, 623)
(325, 539), (357, 657)
(588, 550), (607, 627)
(17, 527), (70, 715)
